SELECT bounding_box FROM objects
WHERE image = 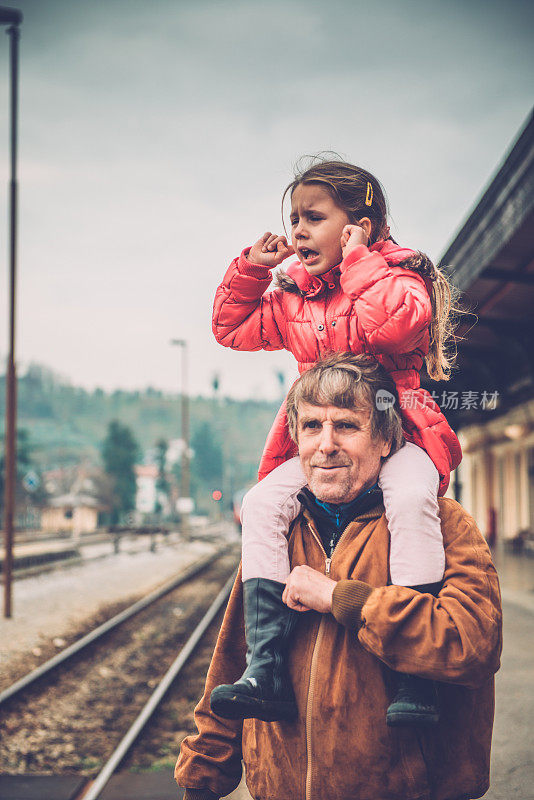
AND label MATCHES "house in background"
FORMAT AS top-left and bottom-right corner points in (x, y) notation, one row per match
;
(41, 463), (109, 535)
(41, 492), (102, 536)
(135, 464), (158, 516)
